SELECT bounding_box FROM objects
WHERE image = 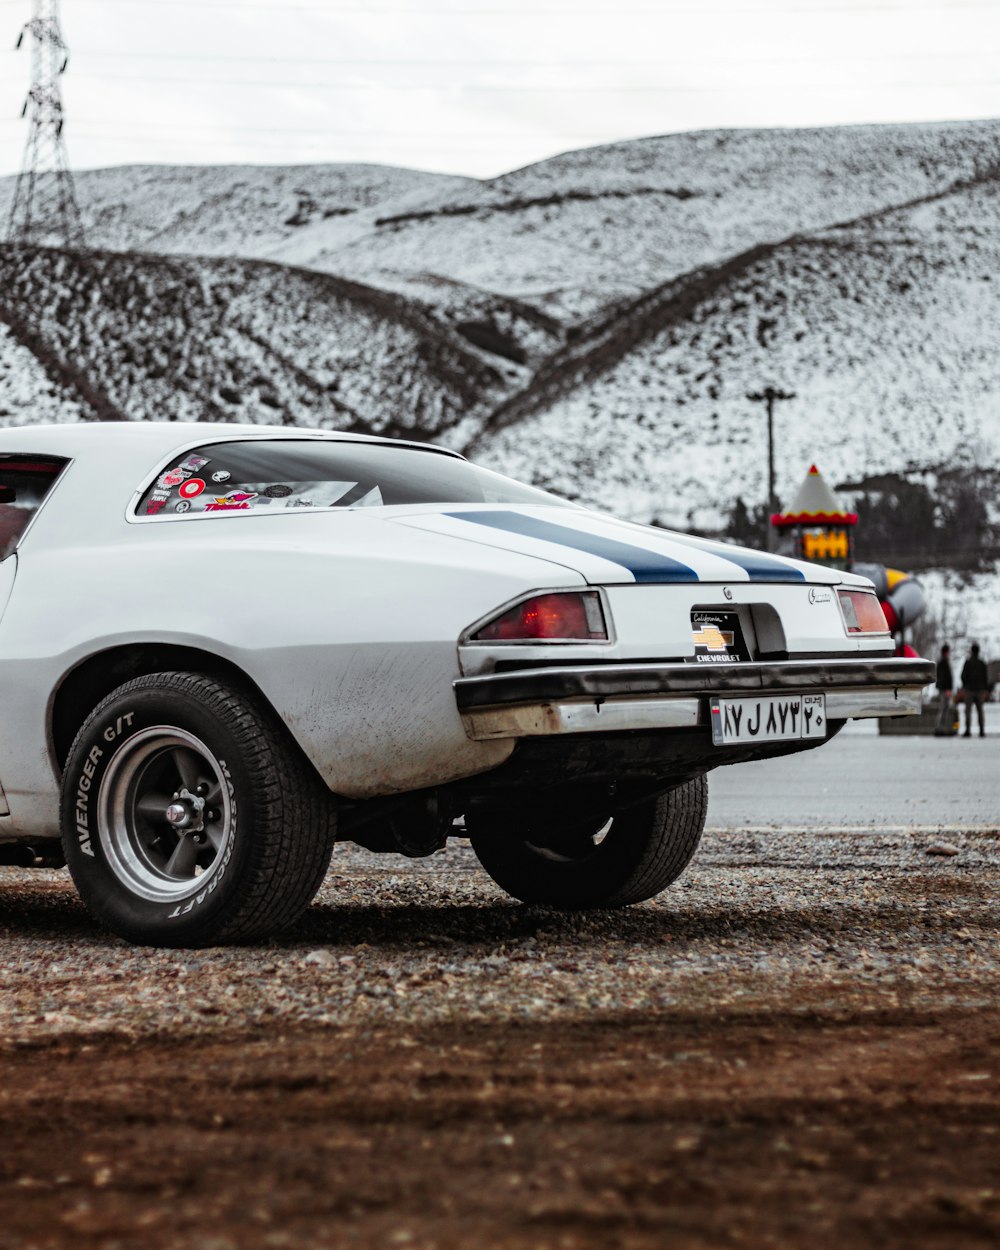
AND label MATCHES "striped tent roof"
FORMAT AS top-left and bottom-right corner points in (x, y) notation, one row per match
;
(771, 464), (858, 528)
